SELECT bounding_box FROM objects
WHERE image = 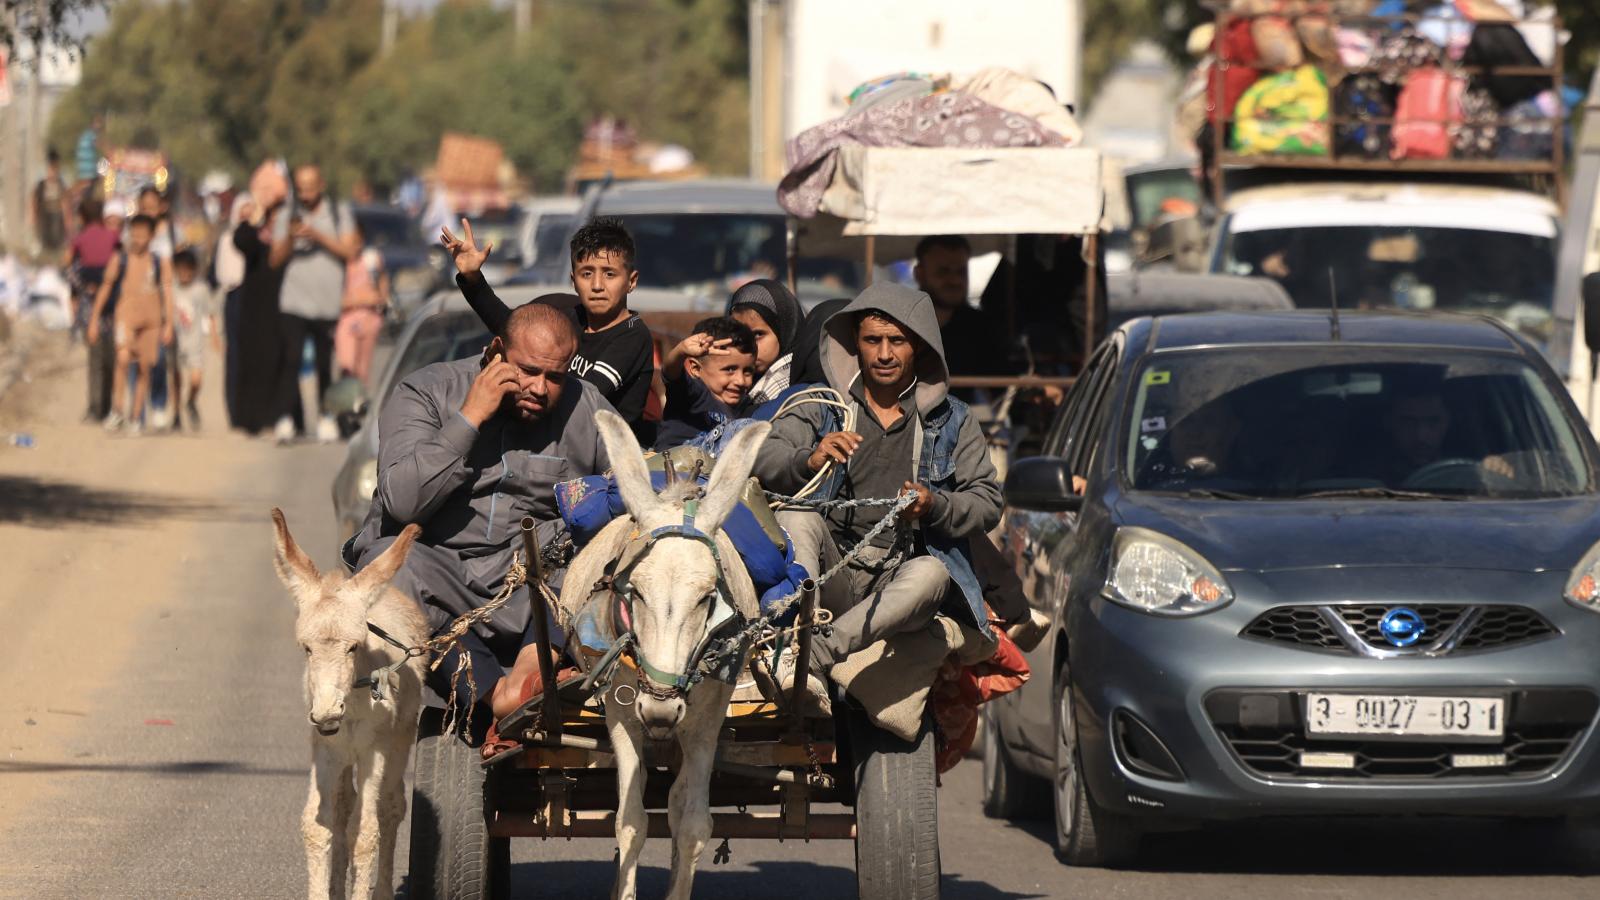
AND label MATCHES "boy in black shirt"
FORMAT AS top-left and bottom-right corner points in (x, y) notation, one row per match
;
(441, 216), (655, 433)
(655, 315), (756, 450)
